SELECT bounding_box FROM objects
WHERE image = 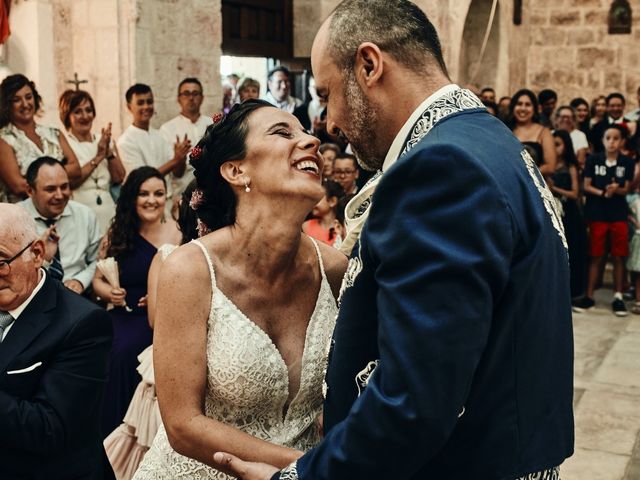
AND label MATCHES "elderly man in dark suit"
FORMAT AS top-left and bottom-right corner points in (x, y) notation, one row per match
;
(214, 1), (574, 479)
(0, 203), (113, 479)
